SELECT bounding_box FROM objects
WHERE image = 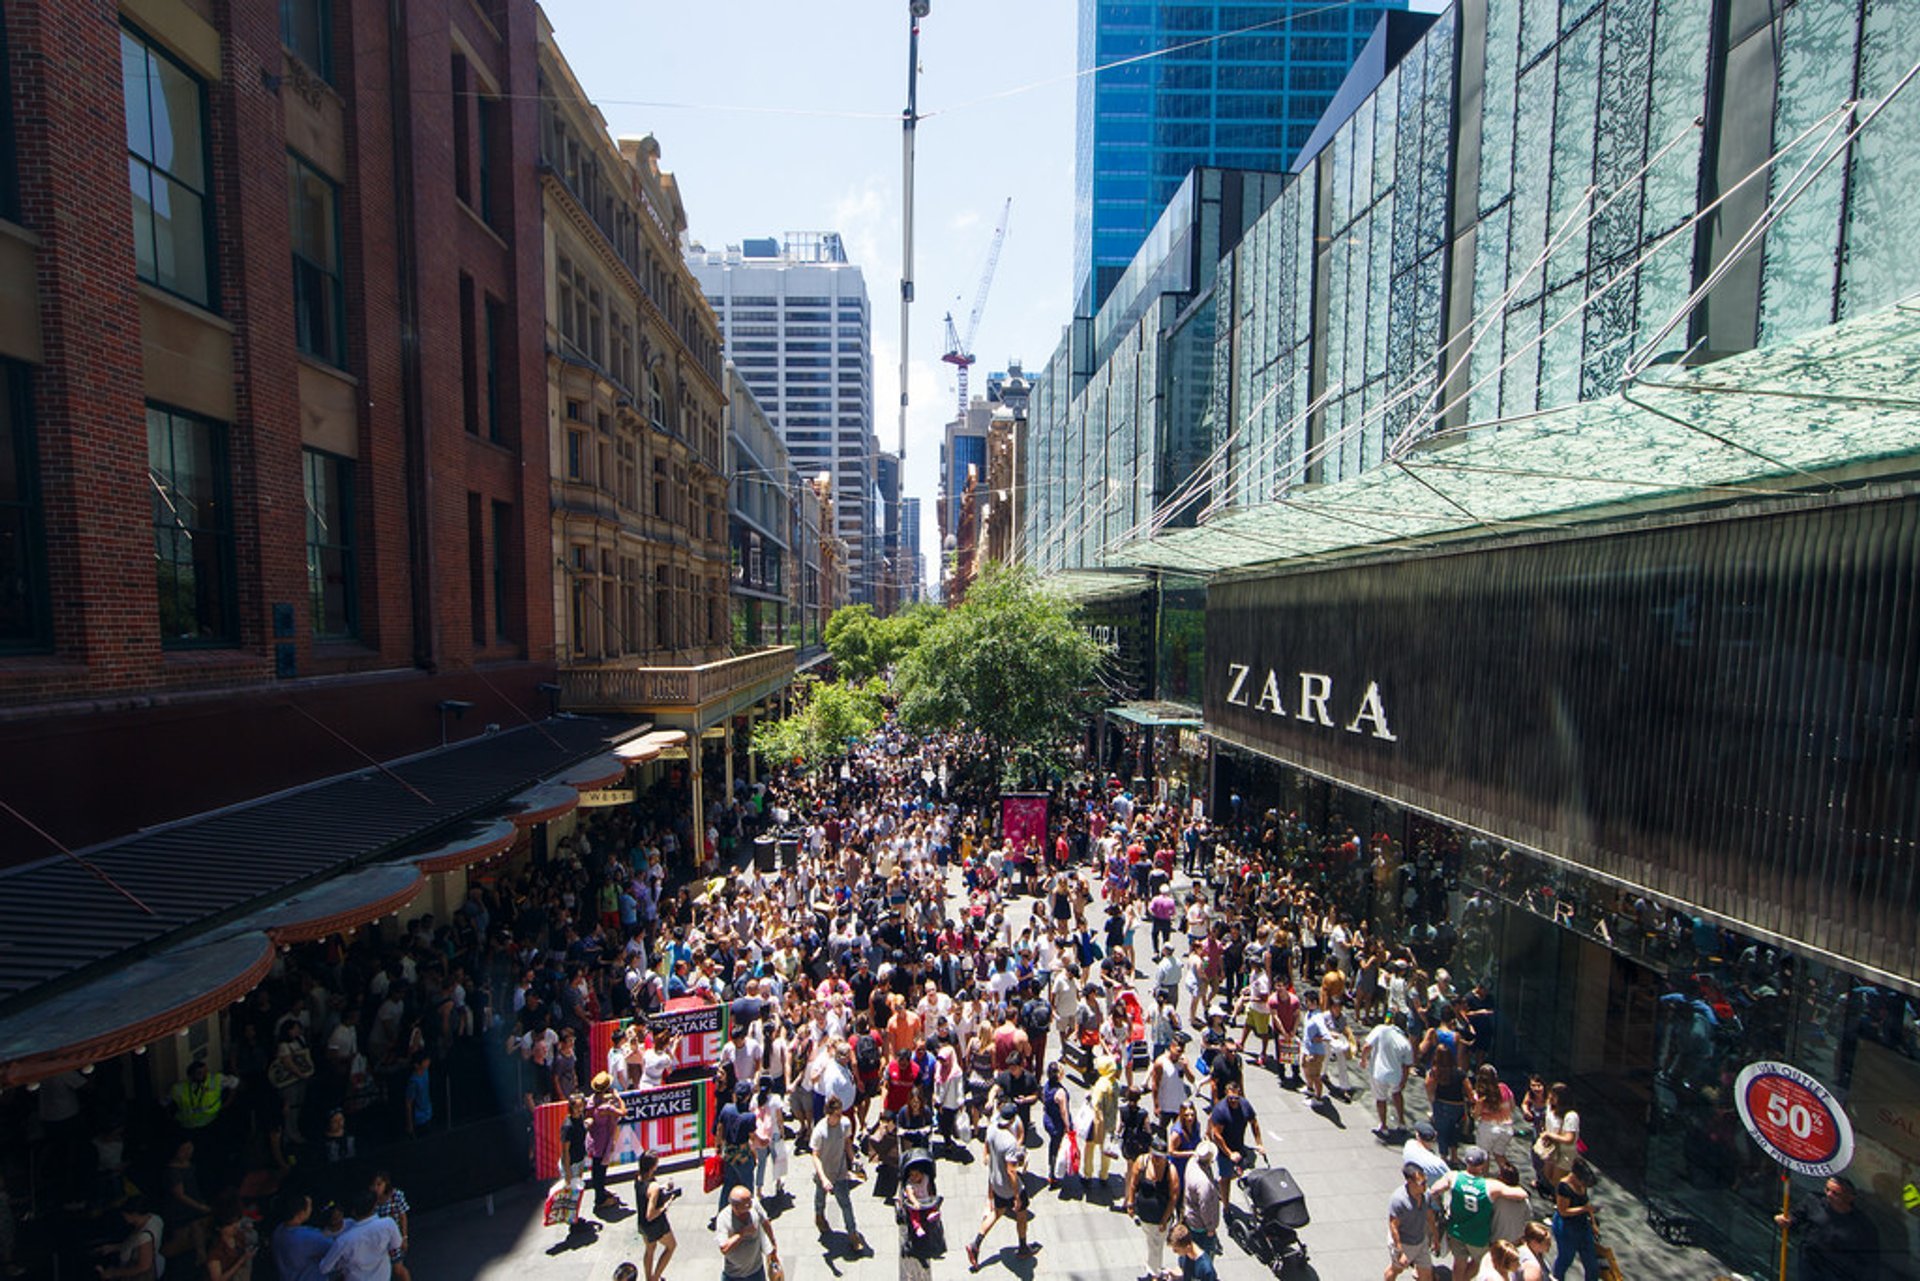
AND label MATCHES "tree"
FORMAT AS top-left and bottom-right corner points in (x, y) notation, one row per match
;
(893, 562), (1108, 784)
(749, 675), (887, 772)
(823, 605), (881, 682)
